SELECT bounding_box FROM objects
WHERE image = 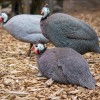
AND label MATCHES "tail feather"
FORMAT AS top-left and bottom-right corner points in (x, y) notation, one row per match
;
(84, 77), (95, 90)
